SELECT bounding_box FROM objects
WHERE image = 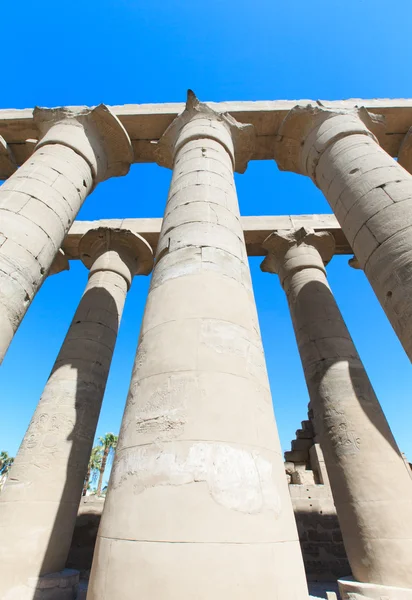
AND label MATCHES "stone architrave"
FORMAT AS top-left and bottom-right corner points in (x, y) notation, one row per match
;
(273, 106), (412, 361)
(0, 227), (153, 600)
(87, 92), (309, 600)
(261, 227), (412, 599)
(0, 105), (134, 364)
